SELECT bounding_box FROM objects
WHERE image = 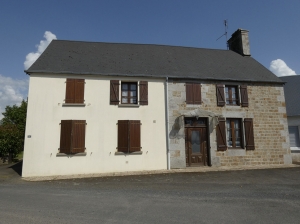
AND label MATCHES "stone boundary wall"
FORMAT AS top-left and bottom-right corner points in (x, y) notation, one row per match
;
(168, 80), (292, 168)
